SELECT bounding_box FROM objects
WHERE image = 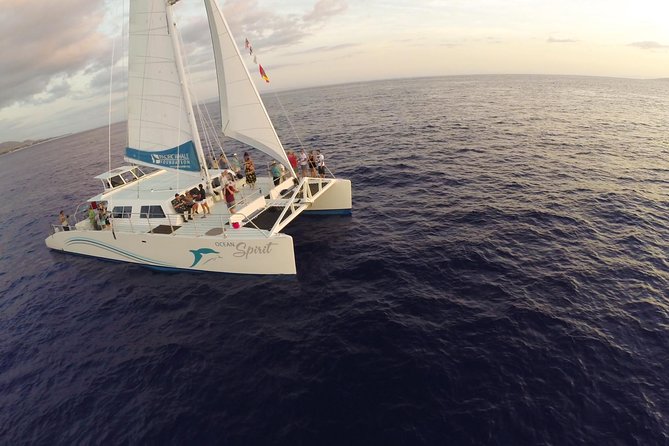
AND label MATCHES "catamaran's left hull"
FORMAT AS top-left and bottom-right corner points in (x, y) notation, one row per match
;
(45, 230), (296, 274)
